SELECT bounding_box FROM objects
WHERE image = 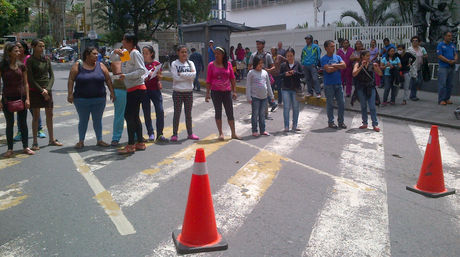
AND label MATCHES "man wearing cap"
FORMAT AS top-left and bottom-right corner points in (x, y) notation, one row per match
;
(301, 34), (322, 98)
(208, 40), (216, 63)
(248, 39), (277, 112)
